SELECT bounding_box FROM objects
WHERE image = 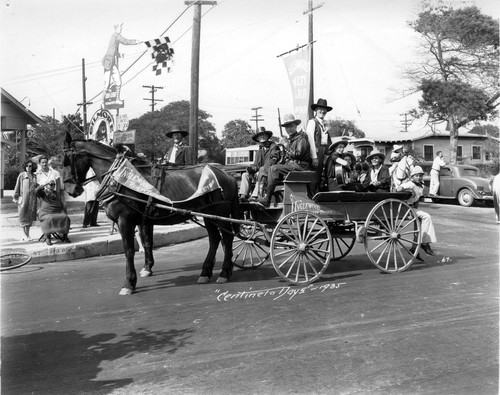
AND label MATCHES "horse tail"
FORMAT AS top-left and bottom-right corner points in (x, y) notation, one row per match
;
(230, 176), (241, 236)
